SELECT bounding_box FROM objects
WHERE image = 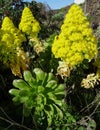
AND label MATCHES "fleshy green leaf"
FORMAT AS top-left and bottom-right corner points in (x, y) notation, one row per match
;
(33, 68), (46, 81)
(9, 89), (19, 96)
(46, 80), (57, 89)
(47, 73), (55, 82)
(20, 96), (29, 103)
(54, 84), (65, 93)
(13, 79), (30, 90)
(37, 86), (44, 93)
(53, 104), (63, 119)
(27, 78), (37, 88)
(12, 96), (20, 103)
(54, 91), (64, 96)
(47, 92), (56, 101)
(23, 70), (33, 82)
(19, 90), (29, 96)
(44, 107), (53, 126)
